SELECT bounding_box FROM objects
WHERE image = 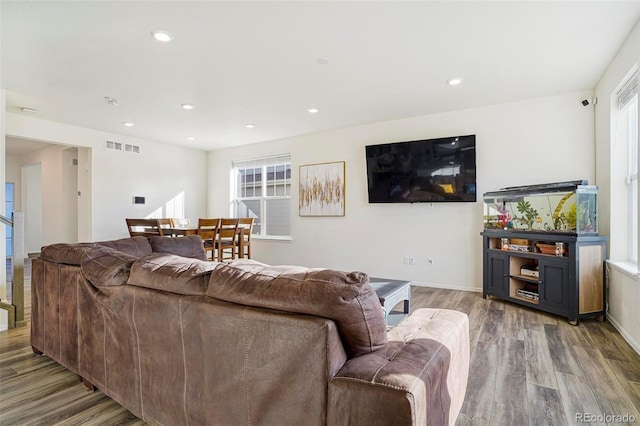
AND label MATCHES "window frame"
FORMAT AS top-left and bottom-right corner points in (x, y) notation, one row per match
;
(231, 154), (292, 239)
(625, 96), (638, 264)
(610, 68), (639, 273)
